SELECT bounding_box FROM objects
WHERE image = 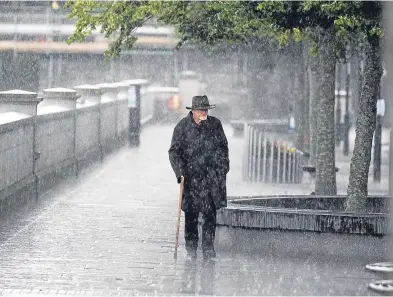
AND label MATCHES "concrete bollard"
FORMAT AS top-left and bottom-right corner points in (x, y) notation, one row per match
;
(94, 83), (119, 153)
(113, 82), (129, 101)
(74, 84), (103, 107)
(0, 90), (42, 116)
(256, 131), (263, 182)
(74, 84), (104, 162)
(96, 83), (117, 103)
(38, 87), (80, 114)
